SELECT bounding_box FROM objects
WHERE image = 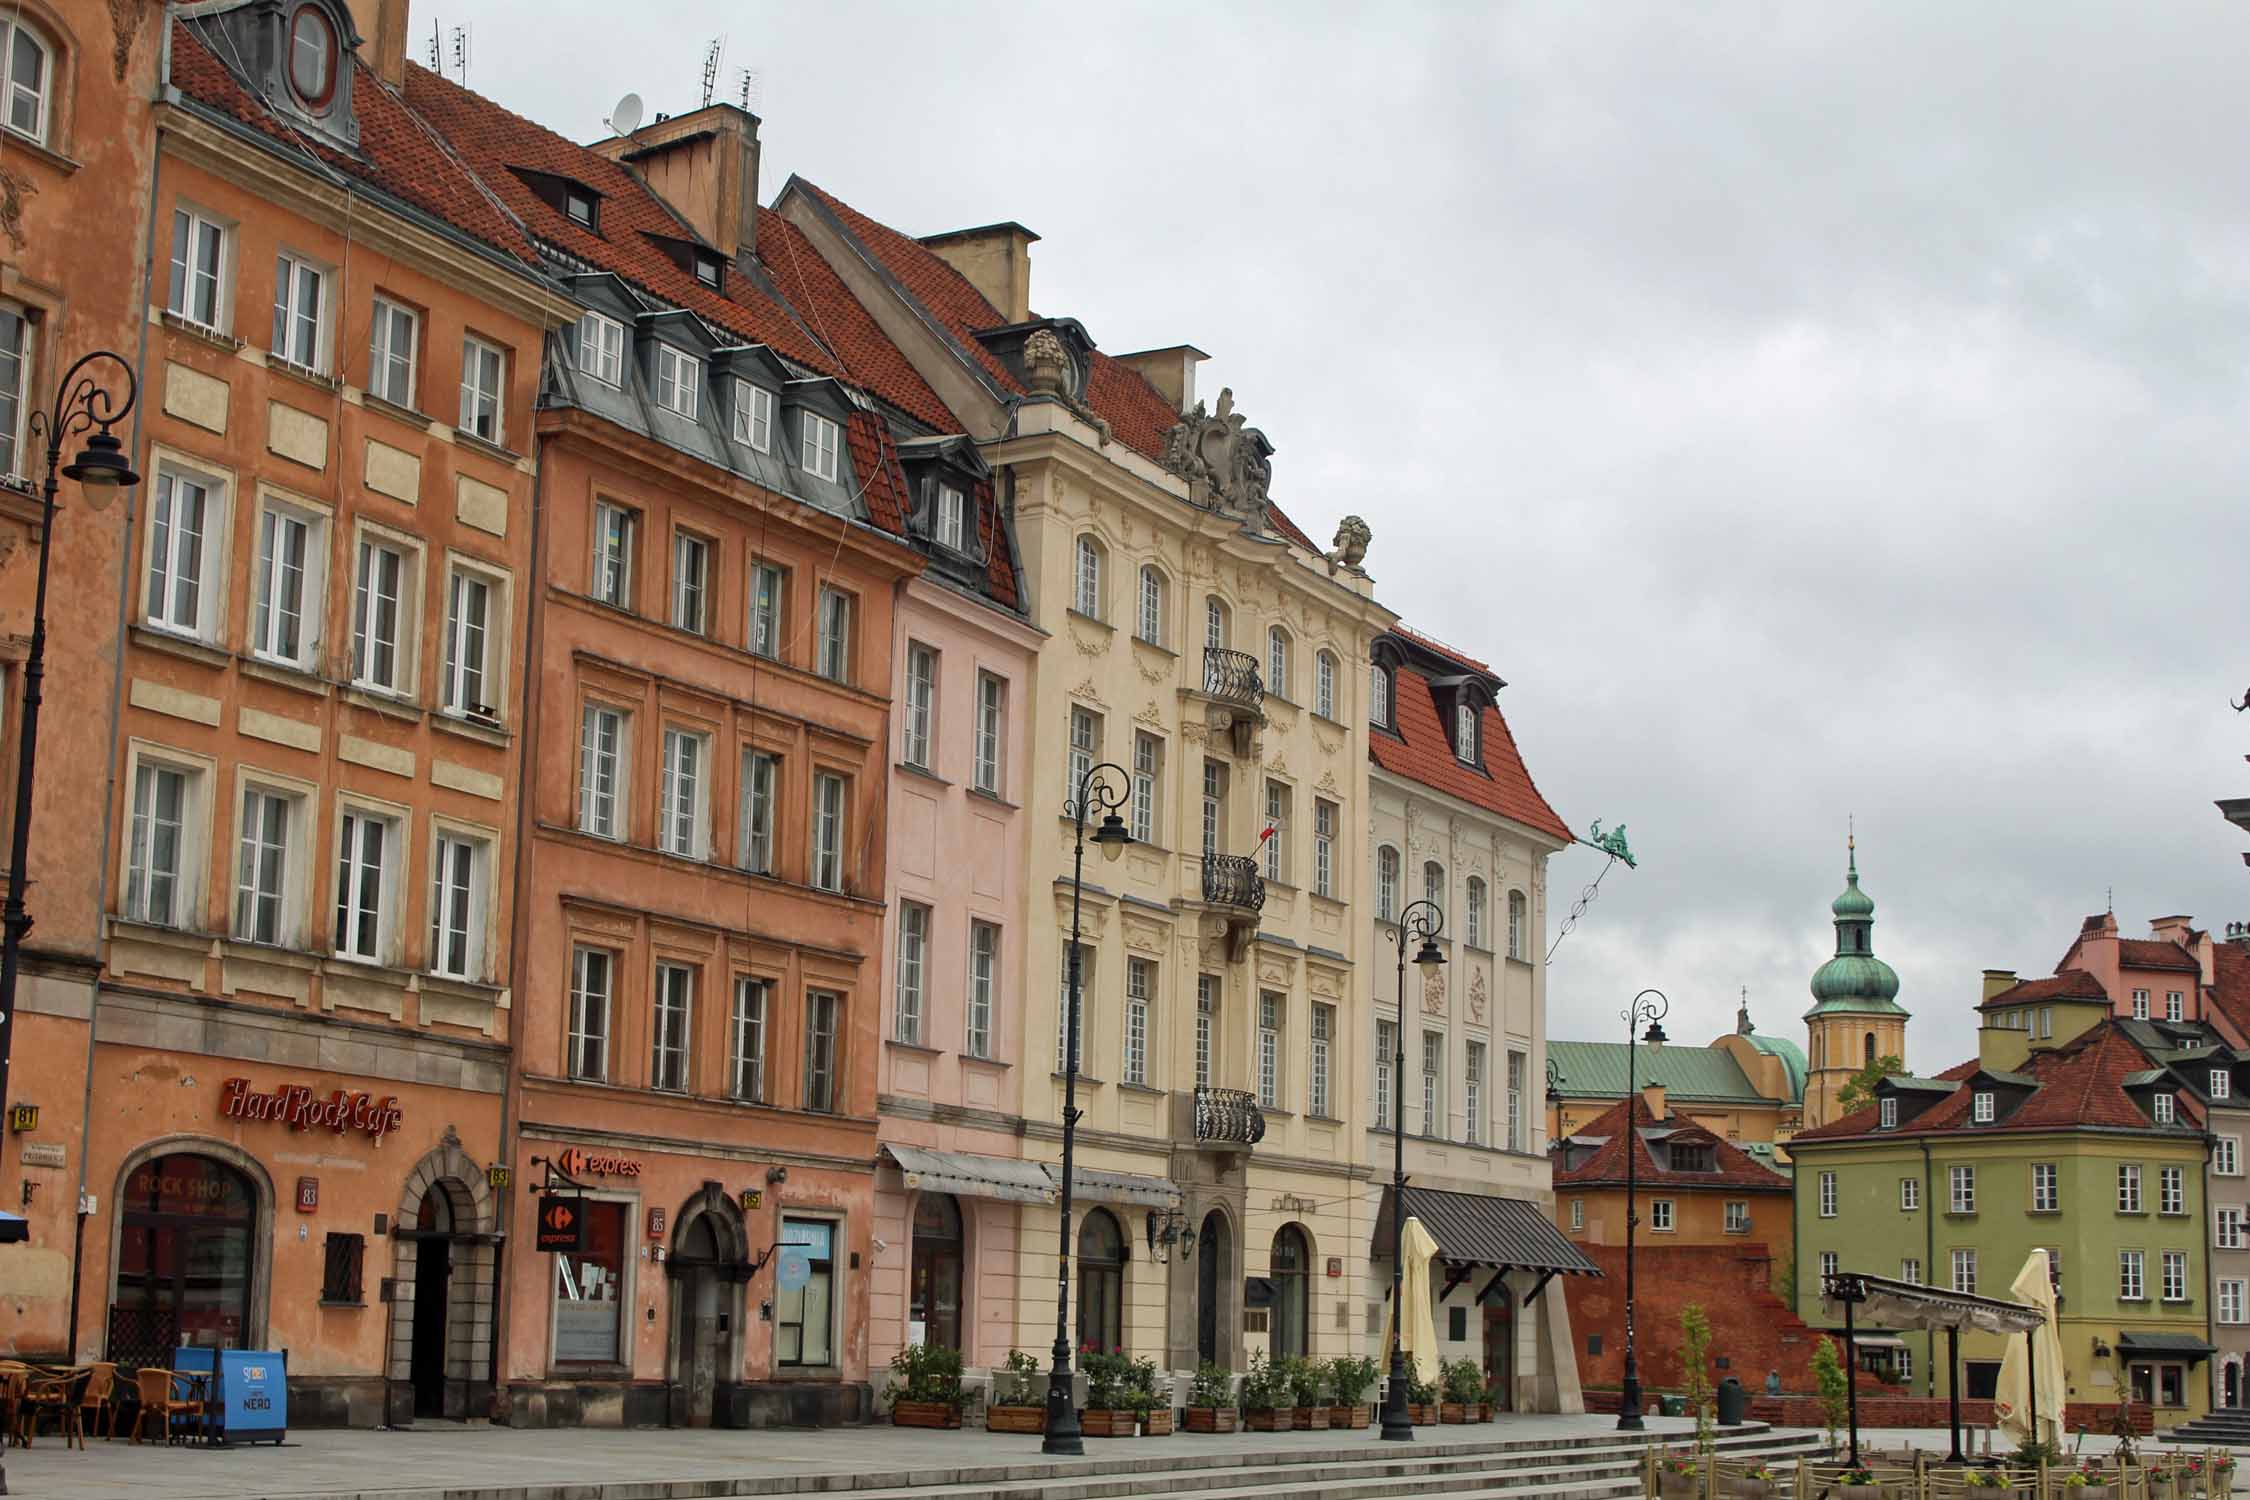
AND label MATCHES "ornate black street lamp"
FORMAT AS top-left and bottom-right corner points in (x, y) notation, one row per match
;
(0, 351), (138, 1133)
(1380, 898), (1446, 1442)
(1044, 761), (1132, 1456)
(1617, 987), (1668, 1431)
